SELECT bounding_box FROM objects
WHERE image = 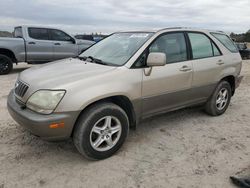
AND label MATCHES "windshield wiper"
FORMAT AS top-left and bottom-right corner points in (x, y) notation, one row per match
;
(78, 56), (108, 65)
(88, 56), (108, 65)
(77, 56), (87, 61)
